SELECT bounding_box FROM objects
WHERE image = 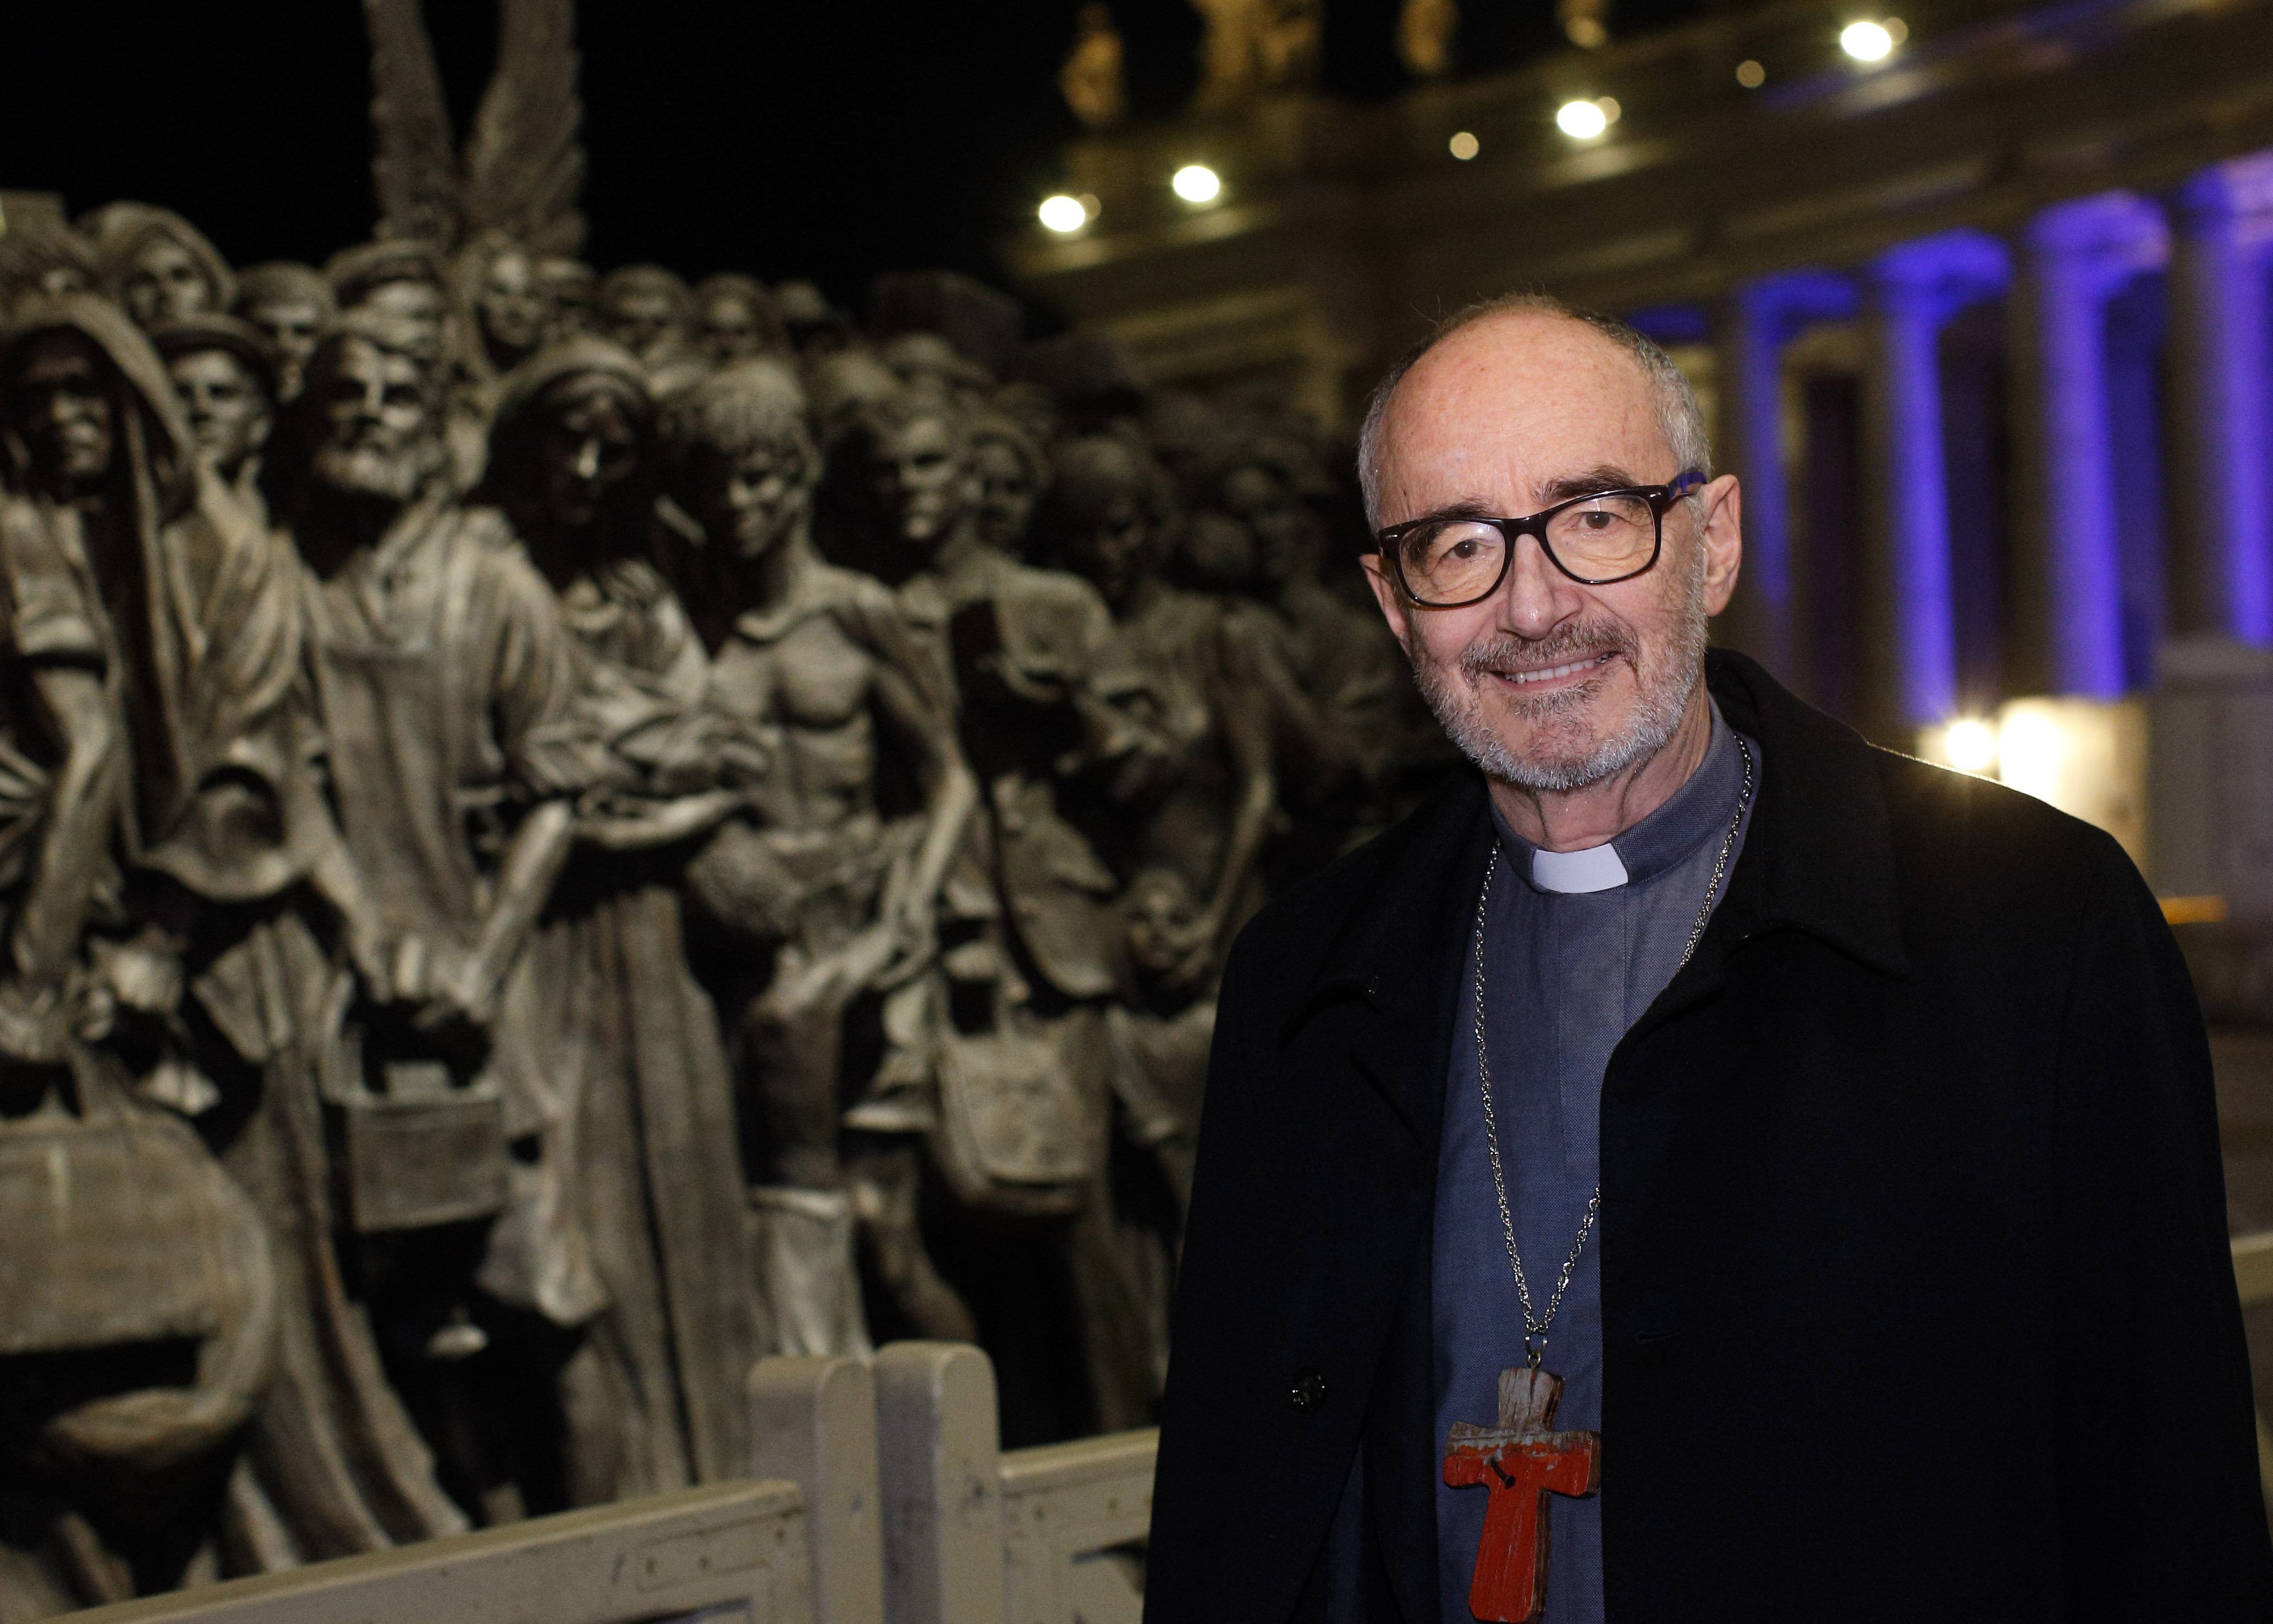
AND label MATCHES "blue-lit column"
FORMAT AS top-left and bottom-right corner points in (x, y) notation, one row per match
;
(1867, 231), (2011, 726)
(2170, 153), (2273, 645)
(1713, 271), (1858, 686)
(2023, 194), (2169, 697)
